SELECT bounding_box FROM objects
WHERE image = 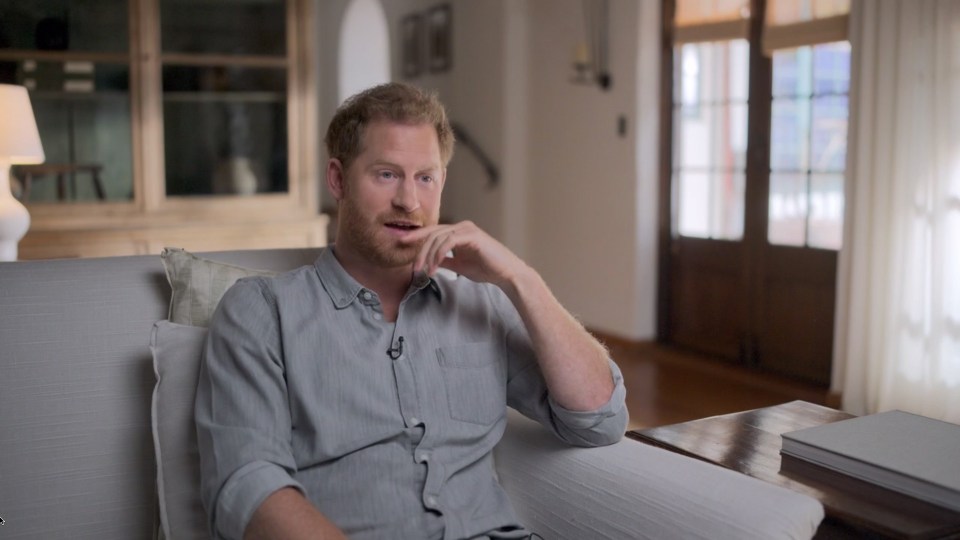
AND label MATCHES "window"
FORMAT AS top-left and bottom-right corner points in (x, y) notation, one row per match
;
(768, 42), (850, 248)
(670, 0), (851, 250)
(673, 40), (749, 240)
(671, 0), (751, 241)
